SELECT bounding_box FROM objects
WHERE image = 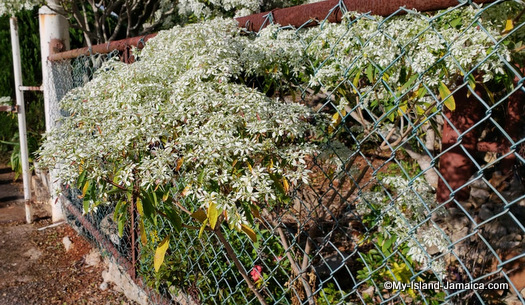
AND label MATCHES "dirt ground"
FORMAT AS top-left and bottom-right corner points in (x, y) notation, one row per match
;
(0, 163), (136, 305)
